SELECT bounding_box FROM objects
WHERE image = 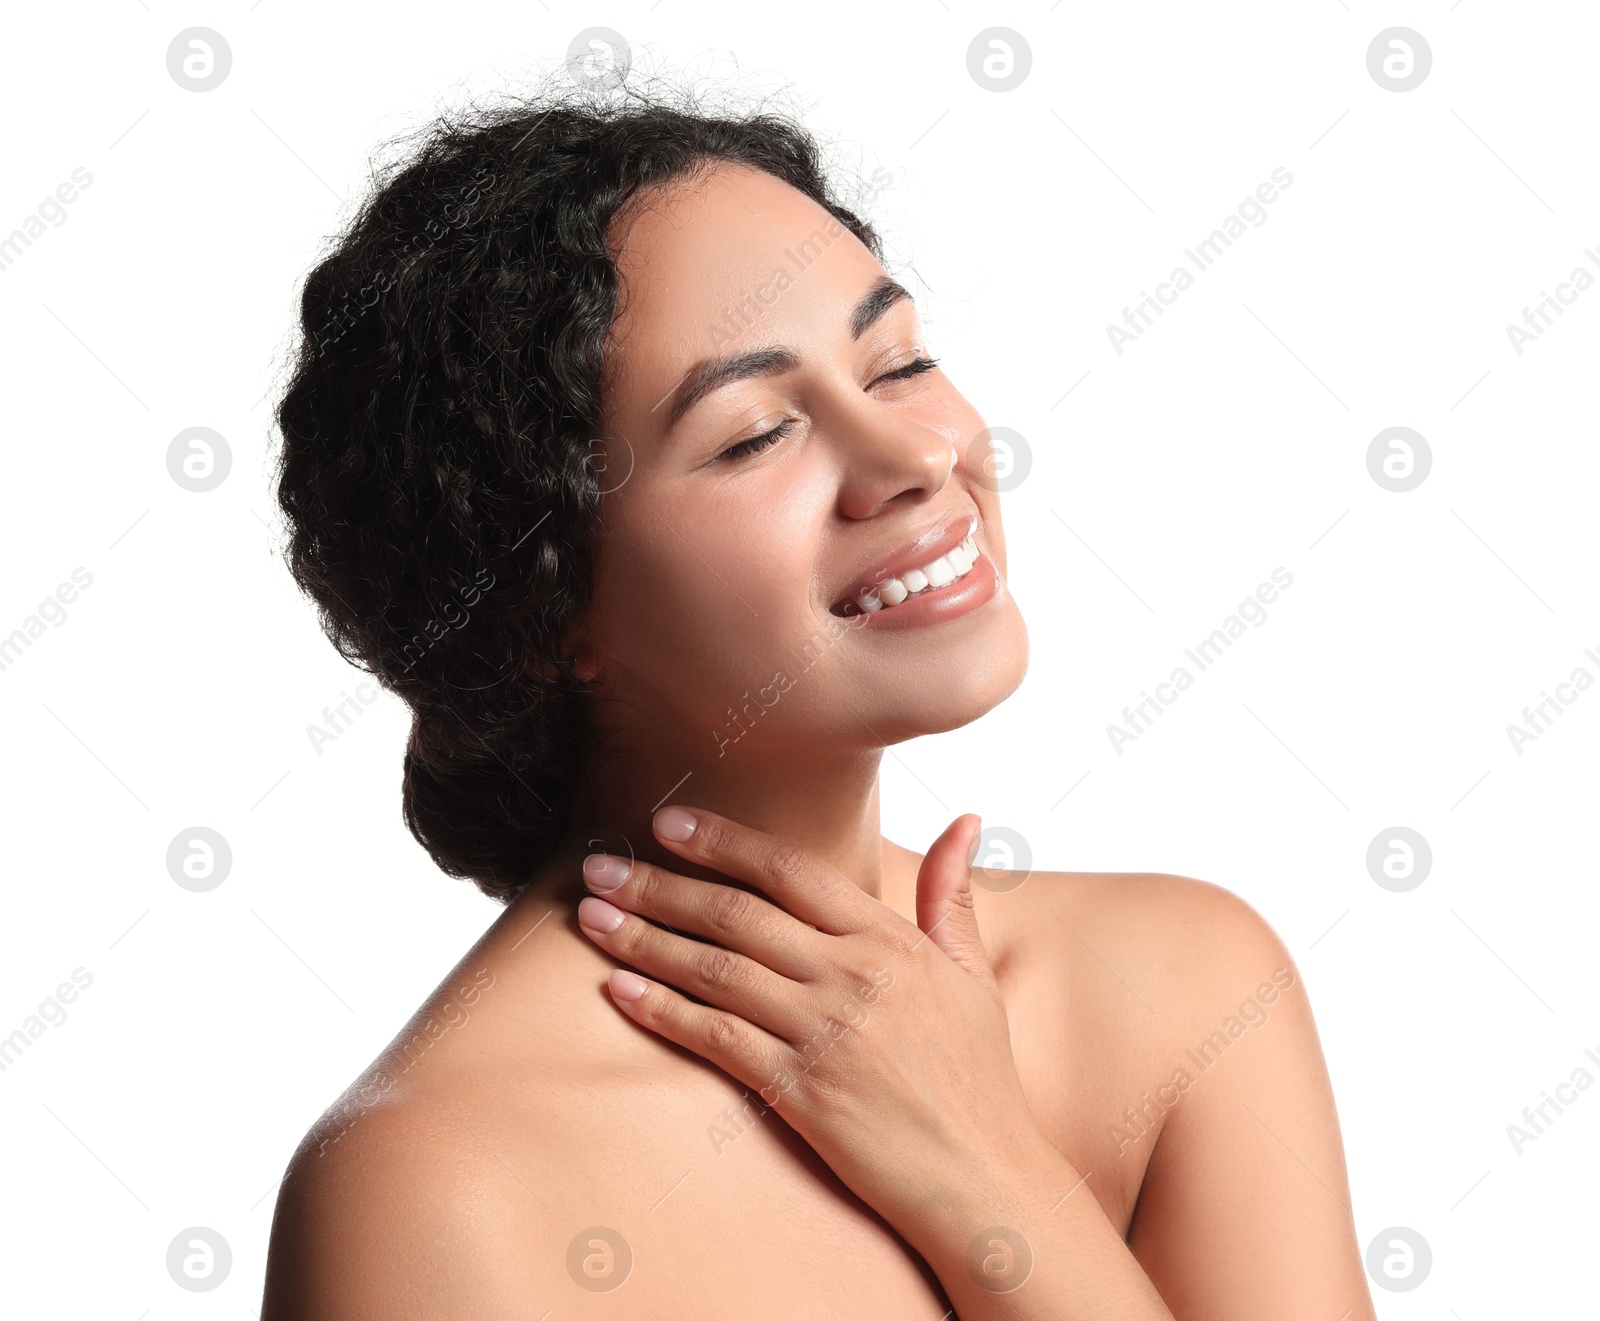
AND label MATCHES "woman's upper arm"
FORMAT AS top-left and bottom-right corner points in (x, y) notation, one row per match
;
(260, 1093), (556, 1320)
(1125, 886), (1377, 1321)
